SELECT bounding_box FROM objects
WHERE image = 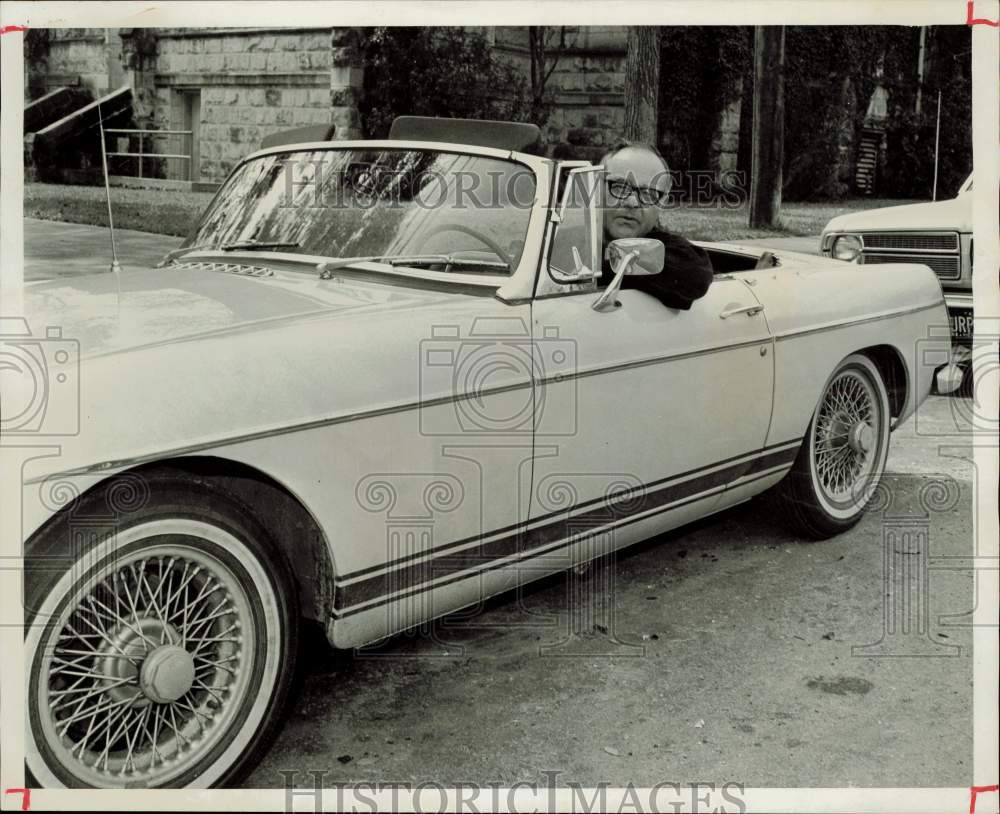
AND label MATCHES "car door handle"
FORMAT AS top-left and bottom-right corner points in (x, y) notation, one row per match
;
(719, 304), (765, 319)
